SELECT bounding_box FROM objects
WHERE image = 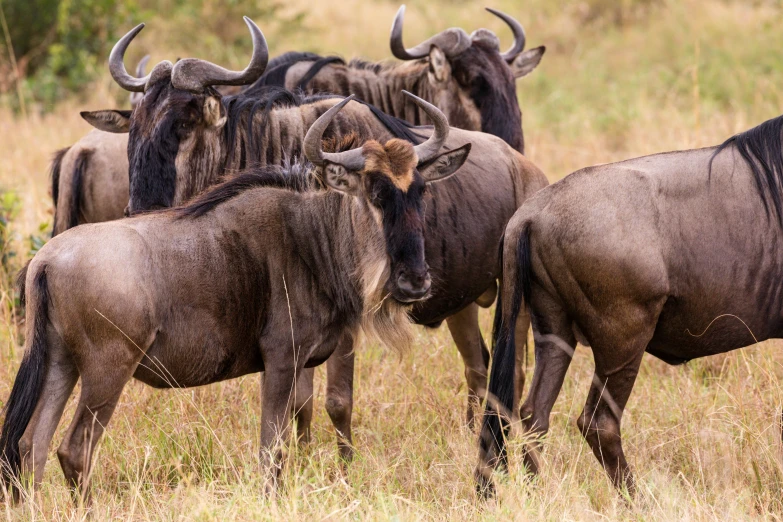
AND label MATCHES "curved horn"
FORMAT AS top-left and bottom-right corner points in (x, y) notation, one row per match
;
(304, 95), (366, 170)
(129, 55), (151, 107)
(109, 23), (149, 92)
(403, 91), (449, 164)
(170, 17), (268, 92)
(390, 5), (471, 60)
(135, 54), (151, 77)
(485, 8), (526, 61)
